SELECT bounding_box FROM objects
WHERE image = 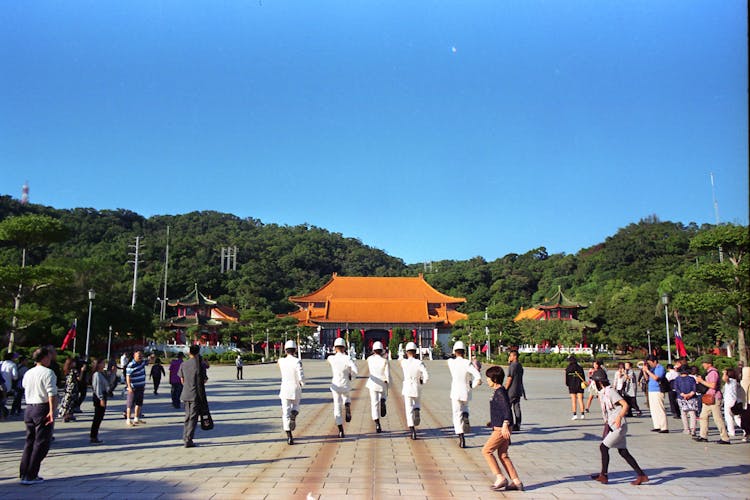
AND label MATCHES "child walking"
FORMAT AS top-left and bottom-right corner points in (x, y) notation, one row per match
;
(482, 365), (523, 492)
